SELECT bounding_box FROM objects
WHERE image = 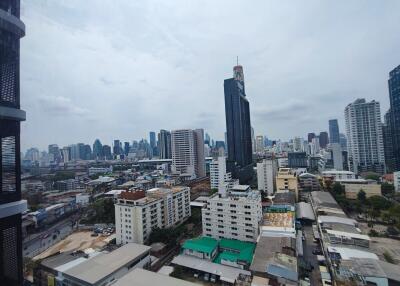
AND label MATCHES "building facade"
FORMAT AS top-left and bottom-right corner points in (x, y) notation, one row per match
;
(171, 129), (205, 179)
(257, 159), (277, 195)
(202, 191), (262, 242)
(0, 1), (27, 284)
(224, 65), (253, 183)
(388, 65), (400, 171)
(319, 131), (329, 149)
(329, 119), (340, 144)
(158, 129), (172, 159)
(344, 99), (385, 174)
(115, 187), (191, 245)
(276, 168), (299, 200)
